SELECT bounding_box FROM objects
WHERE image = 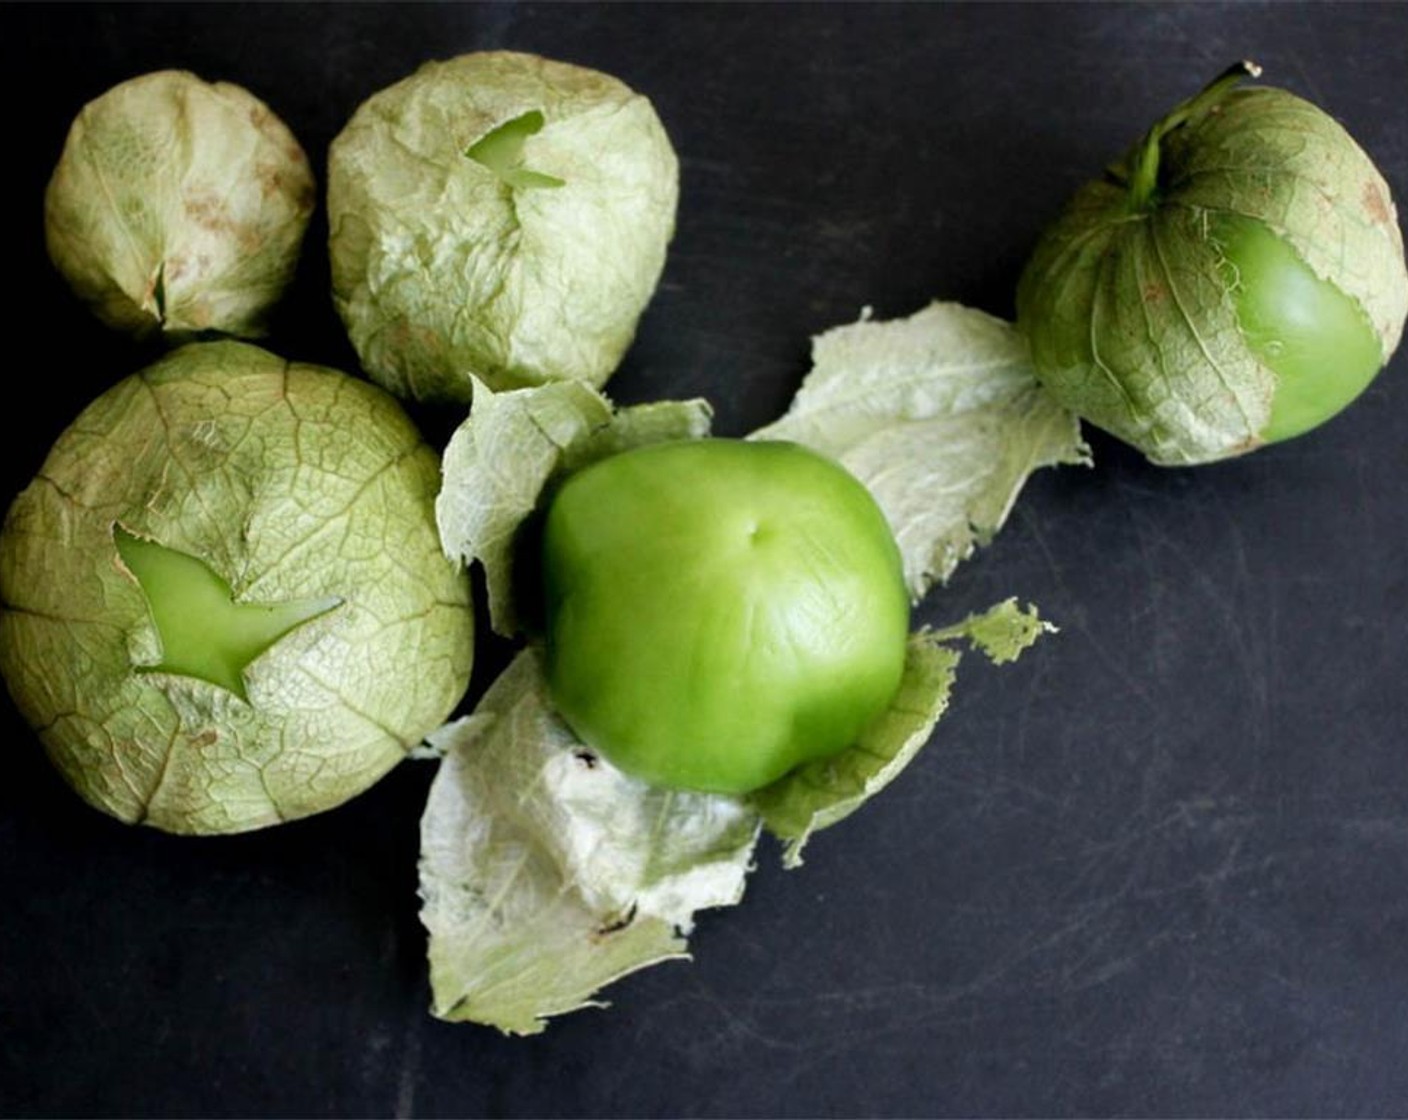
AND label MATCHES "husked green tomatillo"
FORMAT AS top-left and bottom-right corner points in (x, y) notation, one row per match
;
(541, 439), (910, 794)
(1017, 62), (1408, 465)
(45, 70), (315, 340)
(0, 342), (474, 834)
